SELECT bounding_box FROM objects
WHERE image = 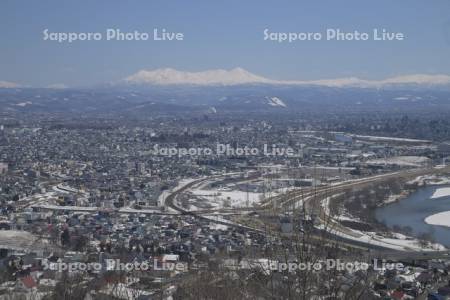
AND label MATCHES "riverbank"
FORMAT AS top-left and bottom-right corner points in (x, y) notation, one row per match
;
(333, 175), (450, 249)
(375, 182), (450, 247)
